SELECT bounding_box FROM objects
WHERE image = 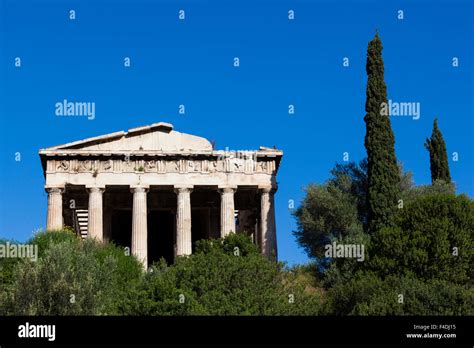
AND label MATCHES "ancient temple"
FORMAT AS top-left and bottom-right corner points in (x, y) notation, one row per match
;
(39, 122), (283, 267)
